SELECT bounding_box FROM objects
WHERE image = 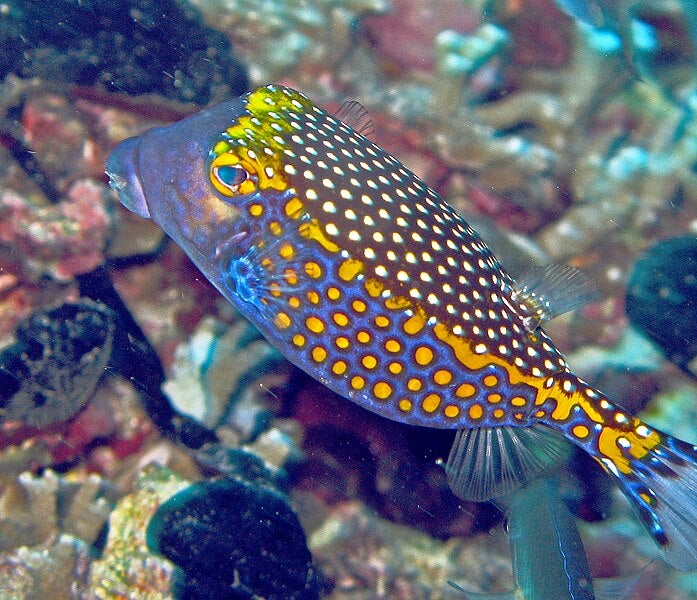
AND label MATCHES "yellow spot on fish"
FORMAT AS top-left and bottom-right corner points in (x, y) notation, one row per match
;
(407, 378), (423, 391)
(327, 287), (341, 300)
(292, 334), (305, 347)
(456, 383), (476, 398)
(403, 313), (425, 335)
(333, 312), (349, 327)
(249, 203), (263, 216)
(269, 221), (282, 236)
(362, 355), (378, 369)
(511, 396), (527, 407)
(422, 394), (441, 413)
(399, 399), (412, 412)
(484, 375), (498, 387)
(493, 408), (505, 419)
(365, 278), (384, 298)
(388, 361), (403, 374)
(356, 330), (371, 343)
(352, 299), (367, 313)
(375, 315), (390, 328)
(433, 370), (452, 385)
(384, 339), (401, 353)
(351, 375), (365, 390)
(487, 393), (501, 404)
(374, 381), (392, 399)
(284, 197), (304, 218)
(312, 346), (327, 362)
(414, 346), (434, 366)
(338, 258), (364, 281)
(278, 243), (294, 258)
(274, 312), (291, 329)
(469, 404), (484, 420)
(332, 360), (347, 375)
(444, 405), (460, 418)
(305, 262), (322, 278)
(573, 425), (590, 438)
(335, 336), (350, 349)
(306, 316), (325, 334)
(307, 291), (320, 304)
